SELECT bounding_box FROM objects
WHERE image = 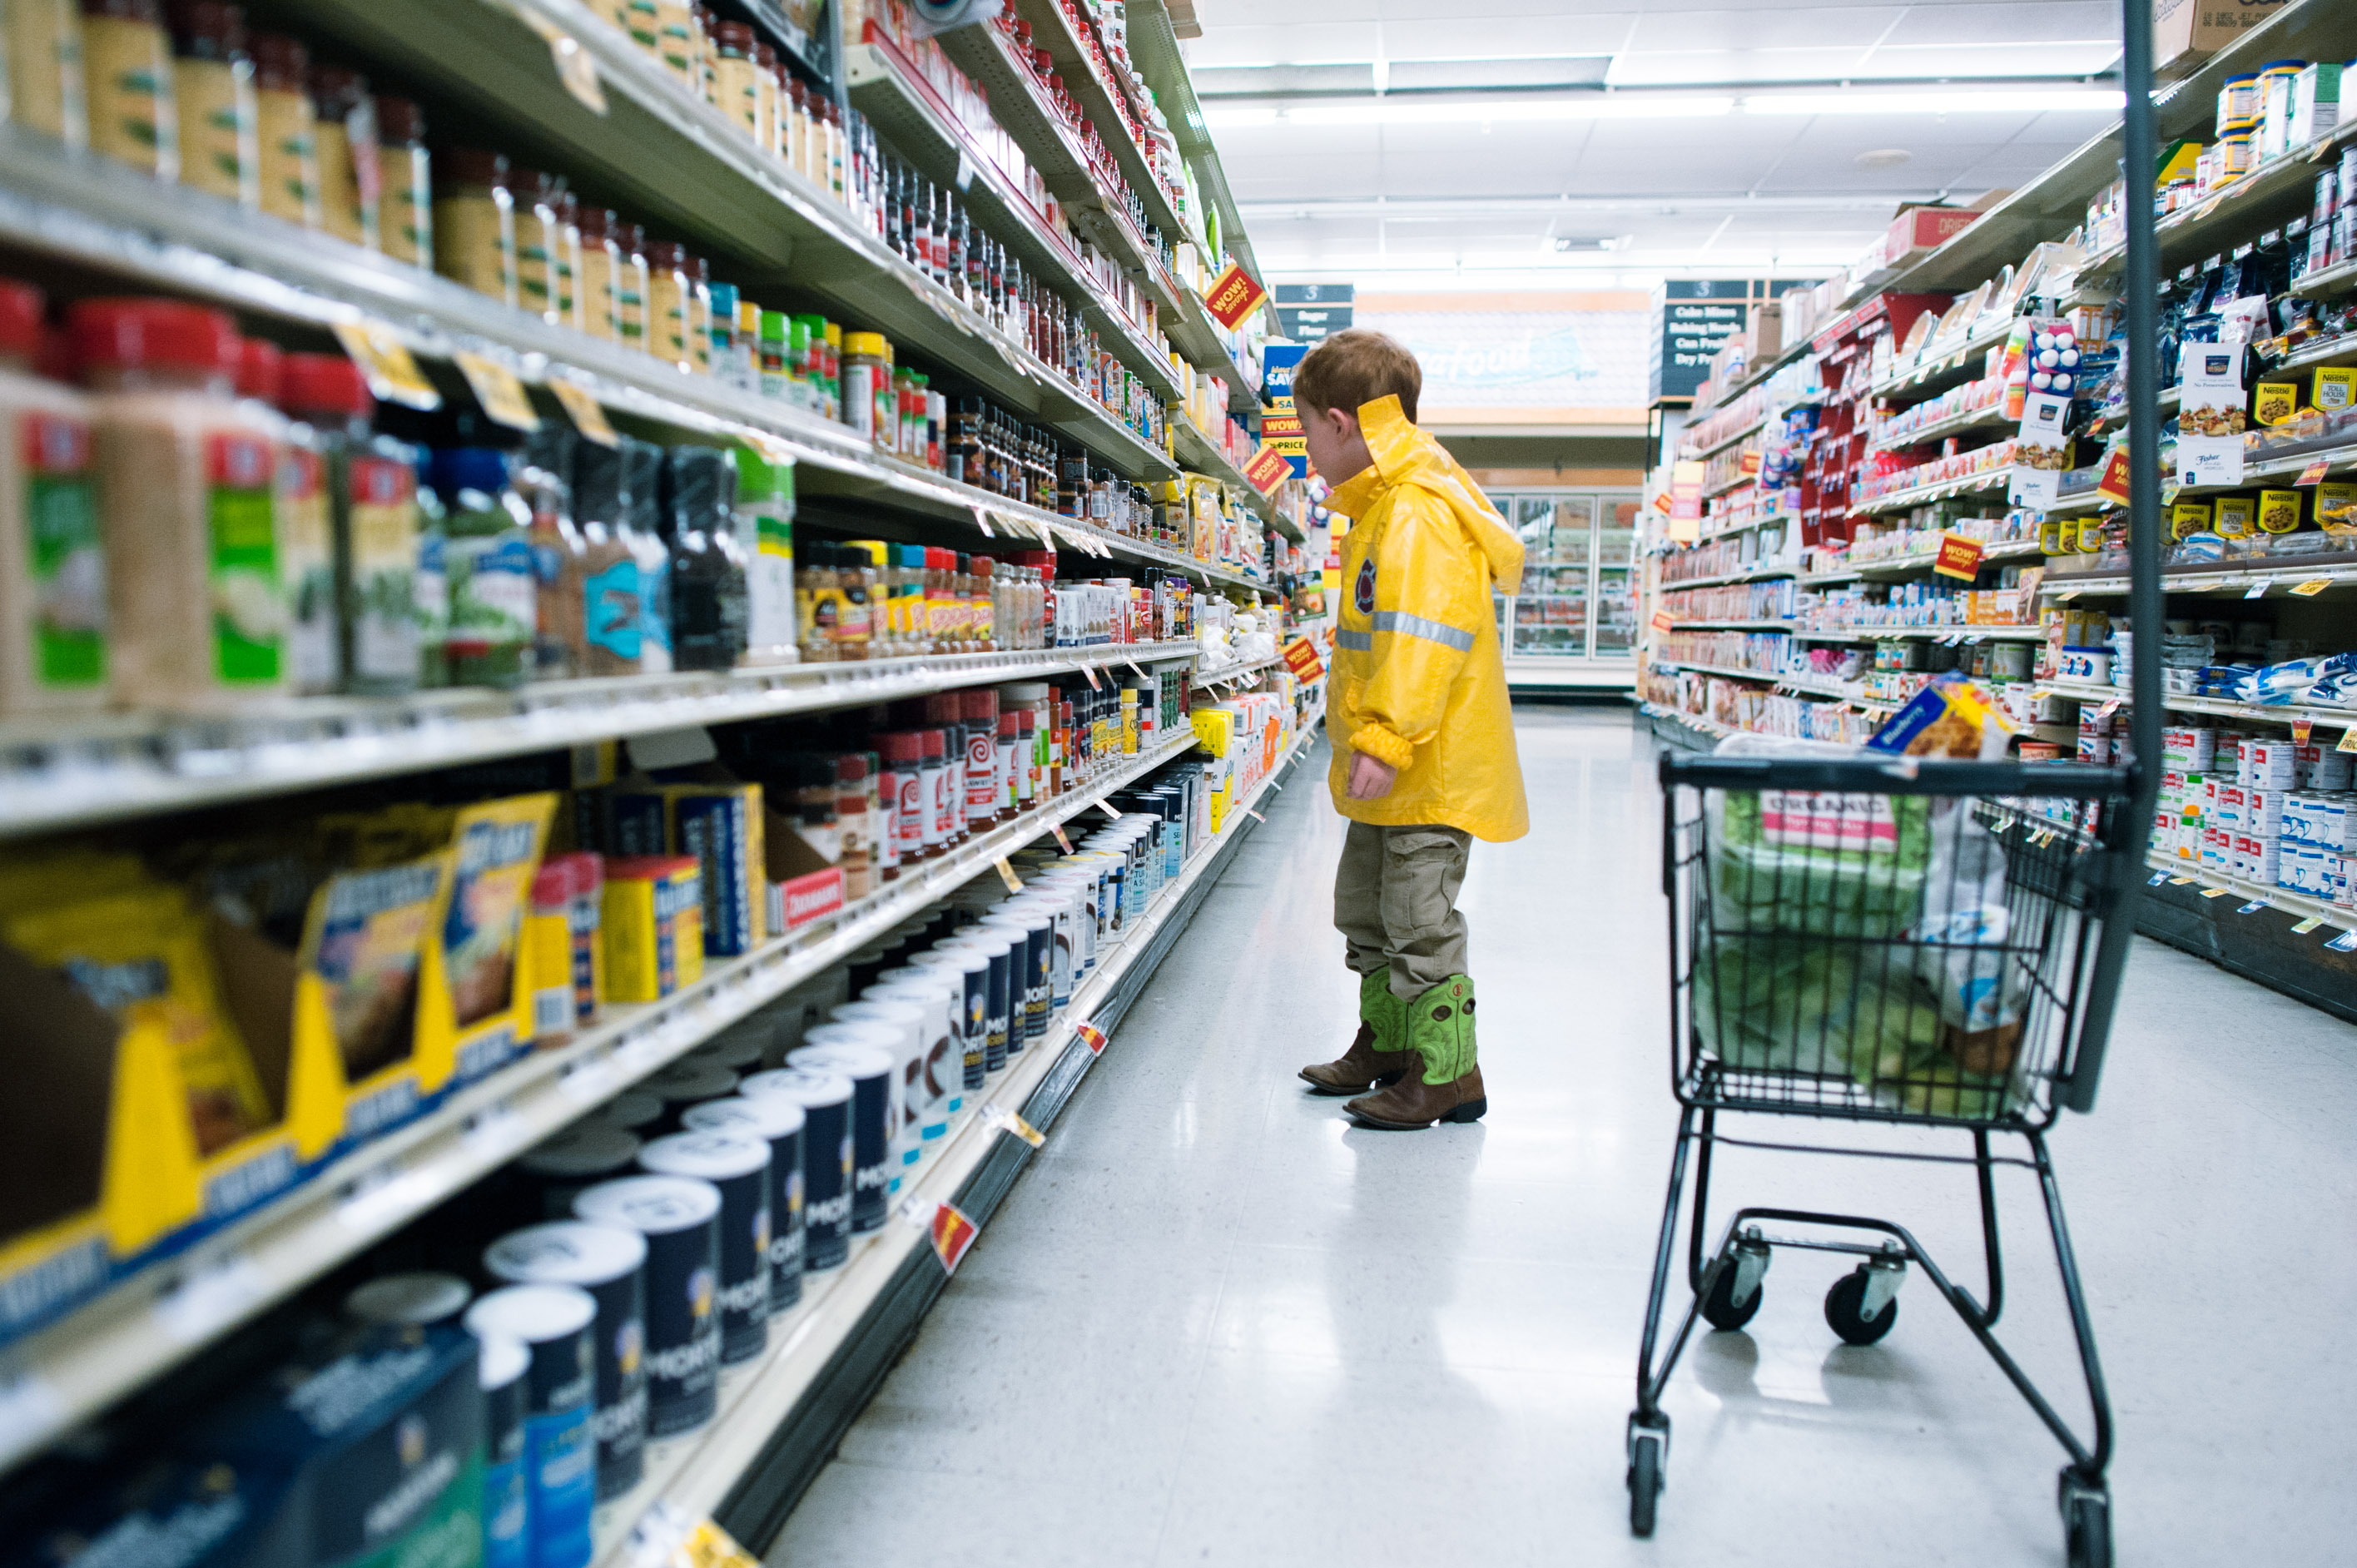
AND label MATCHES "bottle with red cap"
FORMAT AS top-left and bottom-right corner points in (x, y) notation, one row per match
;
(0, 281), (109, 716)
(280, 349), (420, 694)
(72, 295), (288, 705)
(960, 688), (999, 832)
